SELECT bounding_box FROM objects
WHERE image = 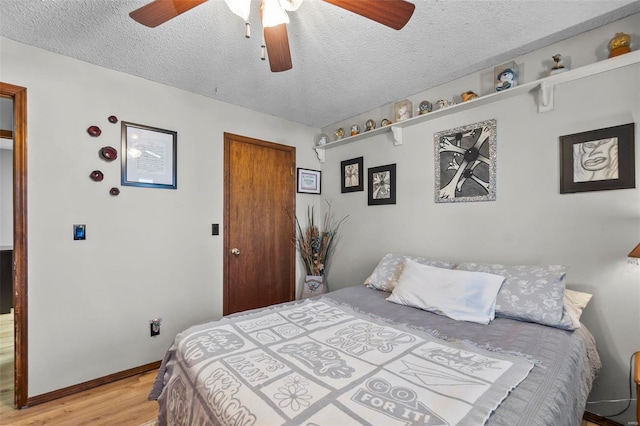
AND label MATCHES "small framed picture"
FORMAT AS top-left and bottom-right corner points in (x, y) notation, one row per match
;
(560, 123), (635, 193)
(368, 163), (396, 205)
(494, 61), (518, 92)
(297, 168), (321, 194)
(394, 99), (413, 122)
(341, 157), (364, 193)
